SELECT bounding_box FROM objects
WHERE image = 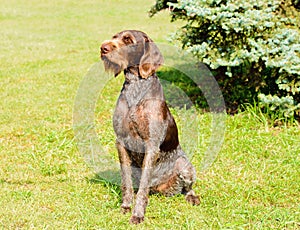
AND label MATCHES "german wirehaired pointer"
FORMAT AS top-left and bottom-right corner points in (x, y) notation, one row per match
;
(100, 30), (199, 224)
